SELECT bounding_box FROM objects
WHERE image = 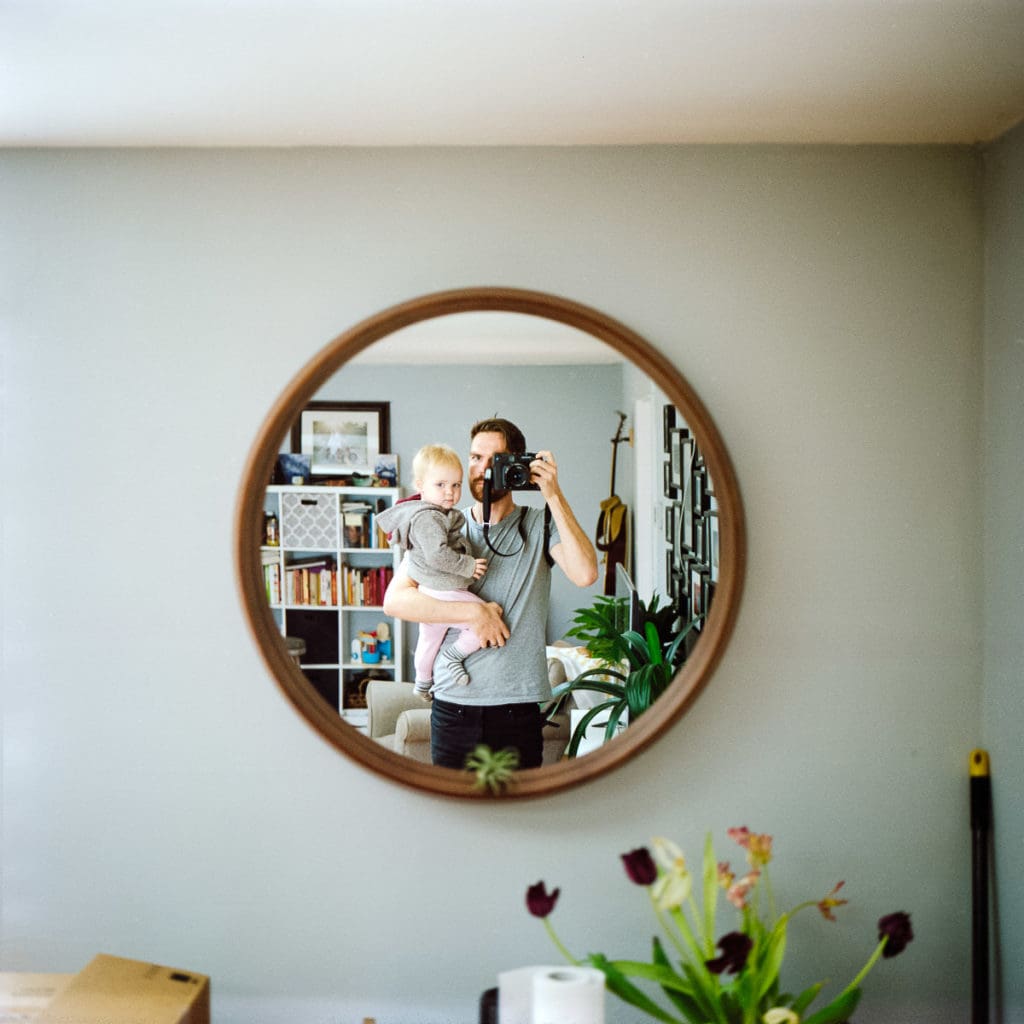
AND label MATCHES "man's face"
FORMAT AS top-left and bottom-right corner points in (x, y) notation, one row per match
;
(468, 430), (509, 501)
